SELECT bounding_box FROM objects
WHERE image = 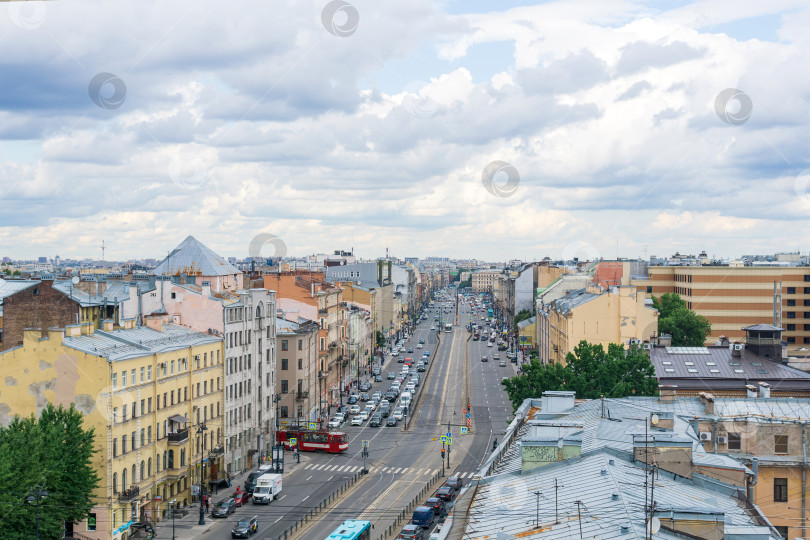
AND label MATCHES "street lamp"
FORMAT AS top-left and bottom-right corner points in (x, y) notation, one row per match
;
(26, 483), (47, 540)
(273, 394), (282, 471)
(197, 423), (208, 525)
(168, 498), (177, 540)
